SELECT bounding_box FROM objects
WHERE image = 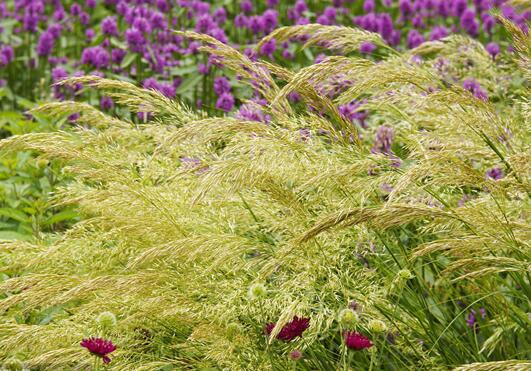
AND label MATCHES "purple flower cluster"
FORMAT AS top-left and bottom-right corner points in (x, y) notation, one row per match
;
(466, 307), (487, 331)
(265, 316), (310, 342)
(463, 78), (488, 101)
(142, 77), (177, 99)
(80, 337), (117, 364)
(0, 46), (14, 66)
(371, 125), (395, 155)
(0, 0), (528, 117)
(486, 166), (504, 180)
(339, 100), (368, 128)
